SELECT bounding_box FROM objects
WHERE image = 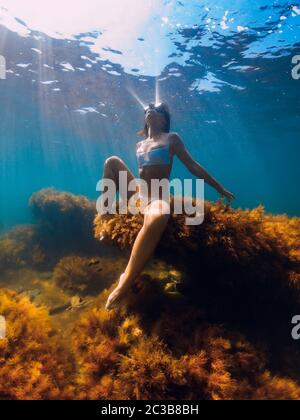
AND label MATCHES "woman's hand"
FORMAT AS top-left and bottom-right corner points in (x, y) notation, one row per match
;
(105, 274), (128, 311)
(220, 188), (235, 202)
(105, 285), (124, 311)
